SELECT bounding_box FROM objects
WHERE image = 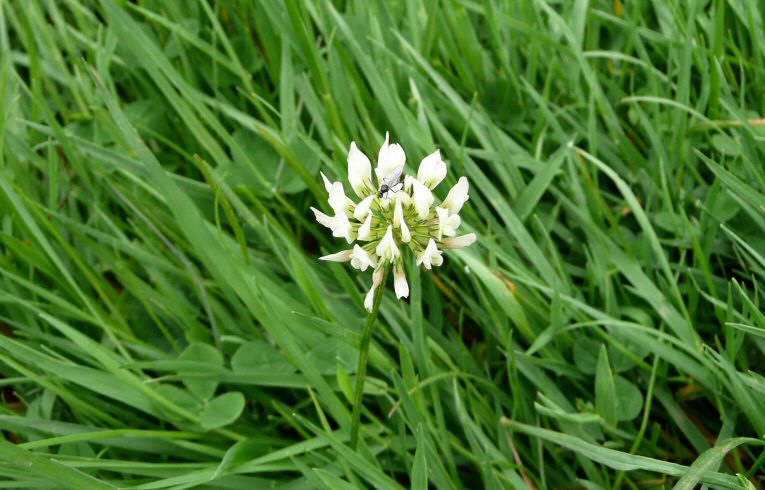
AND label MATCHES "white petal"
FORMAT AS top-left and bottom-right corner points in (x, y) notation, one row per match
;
(447, 215), (461, 236)
(394, 262), (409, 299)
(375, 225), (400, 263)
(378, 196), (393, 212)
(320, 249), (353, 262)
(441, 177), (469, 215)
(398, 189), (412, 207)
(320, 171), (333, 193)
(311, 207), (334, 229)
(417, 149), (447, 189)
(416, 239), (443, 269)
(393, 192), (411, 243)
(376, 132), (406, 181)
(353, 194), (375, 221)
(357, 211), (373, 241)
(368, 251), (379, 269)
(411, 179), (434, 220)
(437, 210), (460, 238)
(350, 244), (377, 271)
(435, 206), (448, 240)
(400, 219), (411, 243)
(347, 142), (373, 197)
(440, 233), (476, 249)
(364, 267), (385, 313)
(393, 194), (405, 228)
(331, 213), (356, 244)
(327, 181), (354, 217)
(403, 175), (415, 193)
